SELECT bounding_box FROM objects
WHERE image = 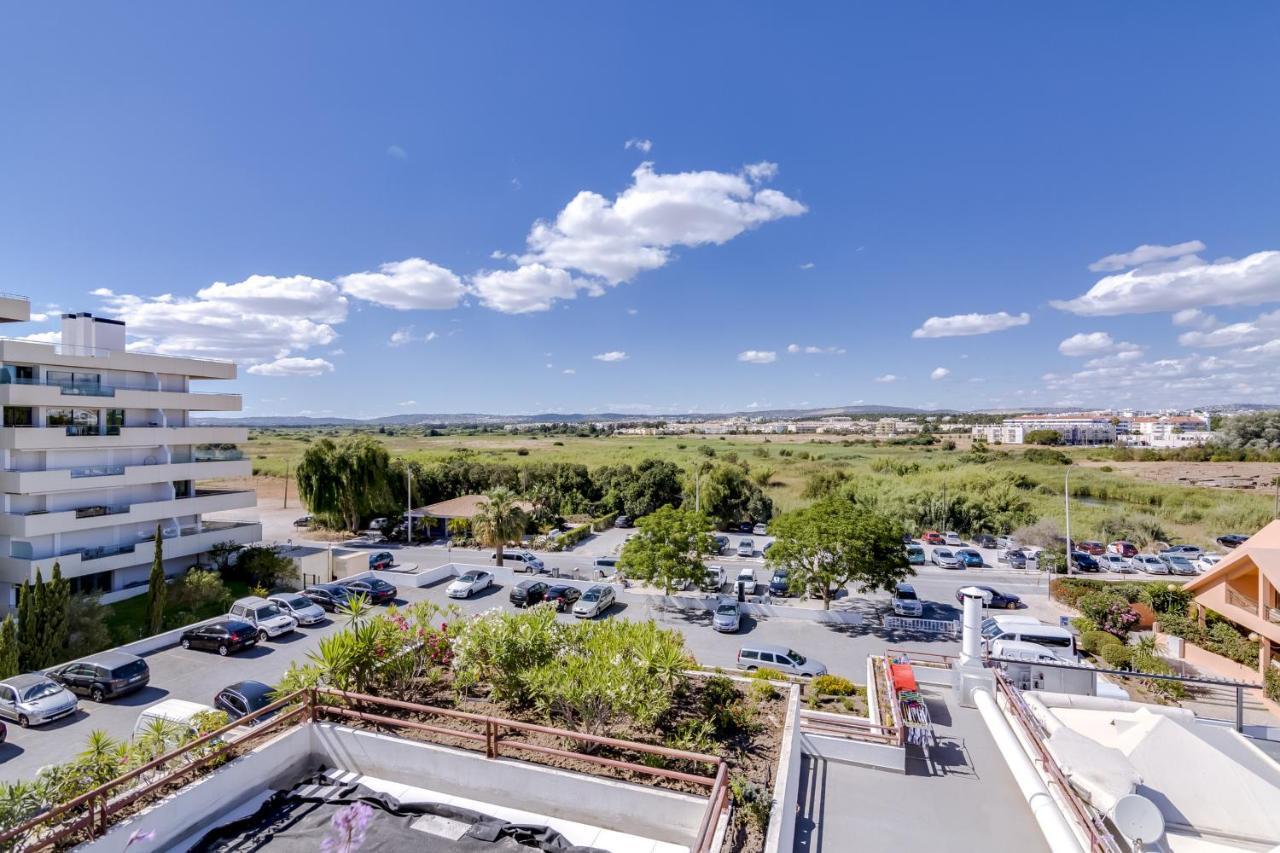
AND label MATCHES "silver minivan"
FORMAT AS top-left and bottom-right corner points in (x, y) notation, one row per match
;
(736, 643), (827, 677)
